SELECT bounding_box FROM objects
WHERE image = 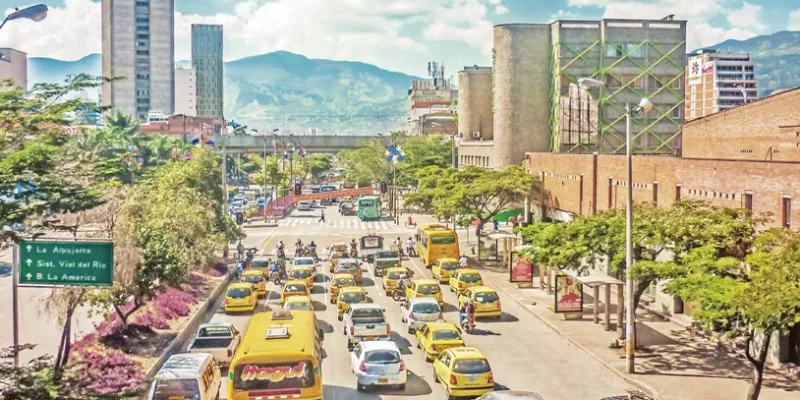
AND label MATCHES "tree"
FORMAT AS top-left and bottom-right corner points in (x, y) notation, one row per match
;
(305, 154), (332, 179)
(43, 288), (87, 374)
(668, 229), (800, 400)
(0, 76), (106, 248)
